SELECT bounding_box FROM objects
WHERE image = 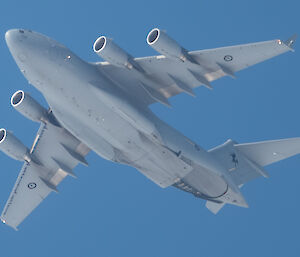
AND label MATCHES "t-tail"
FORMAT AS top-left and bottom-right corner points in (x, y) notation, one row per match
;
(206, 137), (300, 214)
